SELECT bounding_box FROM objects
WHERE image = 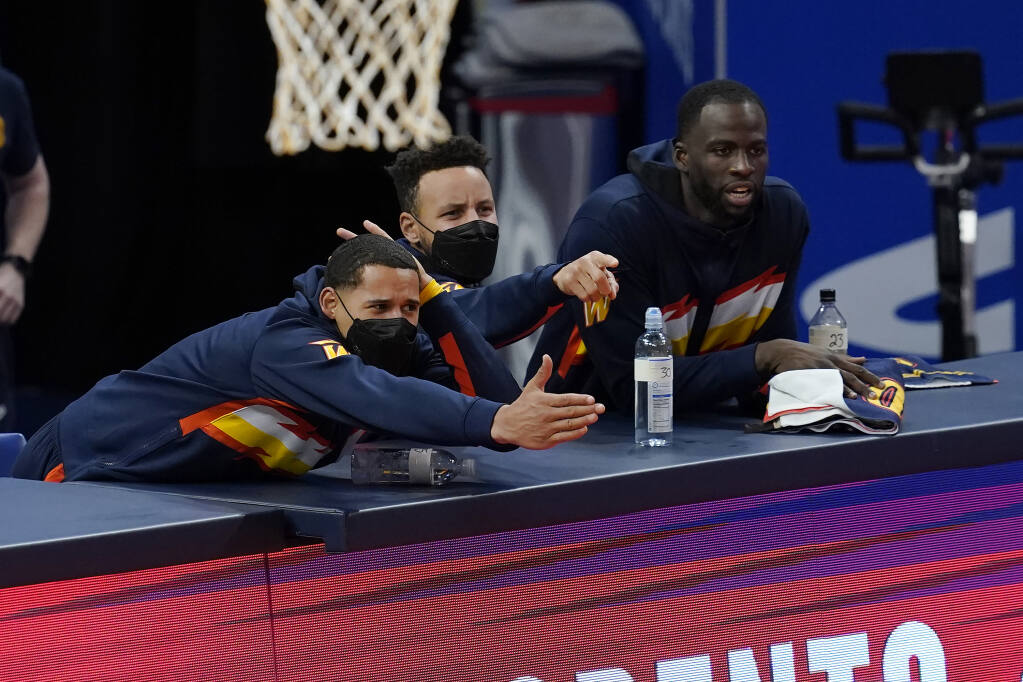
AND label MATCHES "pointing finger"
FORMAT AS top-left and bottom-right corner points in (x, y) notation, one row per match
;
(590, 251), (619, 269)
